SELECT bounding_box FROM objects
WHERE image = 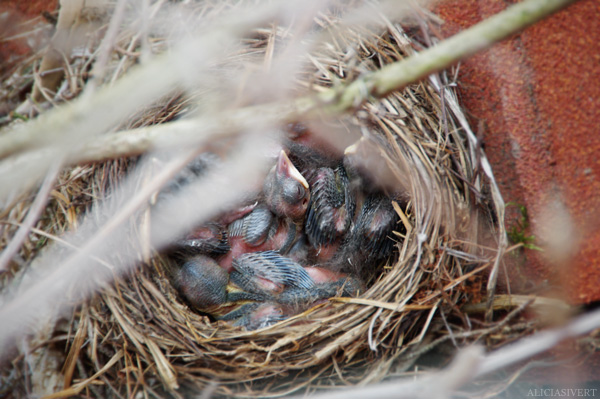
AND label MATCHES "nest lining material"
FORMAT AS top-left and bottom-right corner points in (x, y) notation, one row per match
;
(0, 3), (502, 399)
